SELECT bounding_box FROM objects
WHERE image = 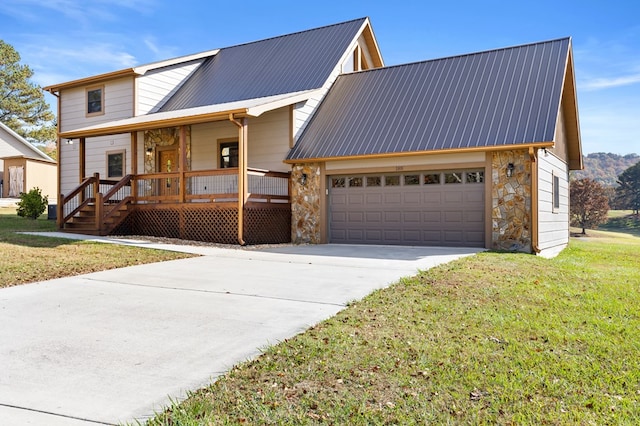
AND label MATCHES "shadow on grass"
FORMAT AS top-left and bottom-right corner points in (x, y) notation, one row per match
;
(599, 213), (640, 237)
(0, 211), (78, 248)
